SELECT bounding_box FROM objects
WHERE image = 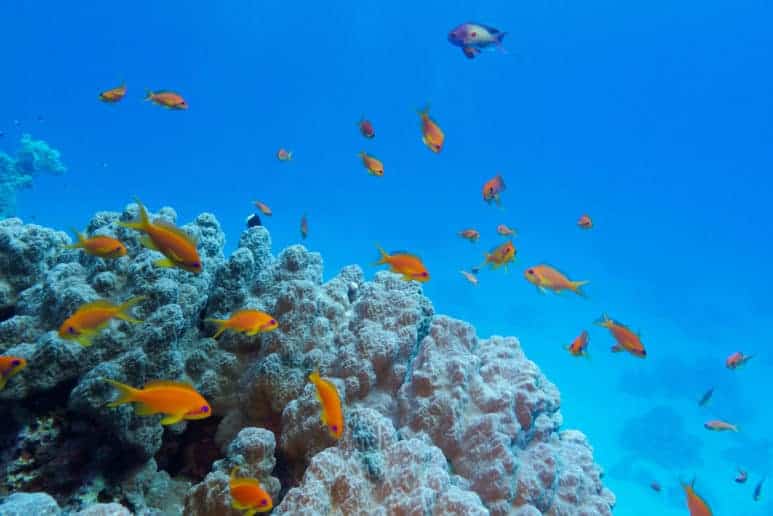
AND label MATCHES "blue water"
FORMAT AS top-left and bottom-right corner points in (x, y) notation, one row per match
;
(3, 1), (772, 514)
